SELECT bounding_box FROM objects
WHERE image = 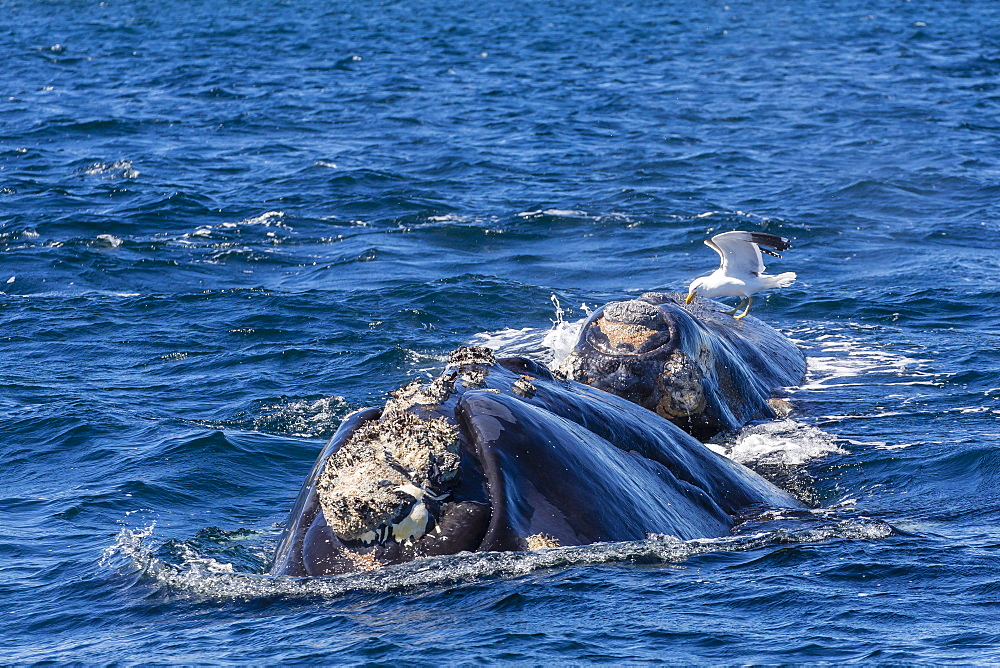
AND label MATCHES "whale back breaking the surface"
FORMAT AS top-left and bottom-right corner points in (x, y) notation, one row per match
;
(271, 349), (803, 577)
